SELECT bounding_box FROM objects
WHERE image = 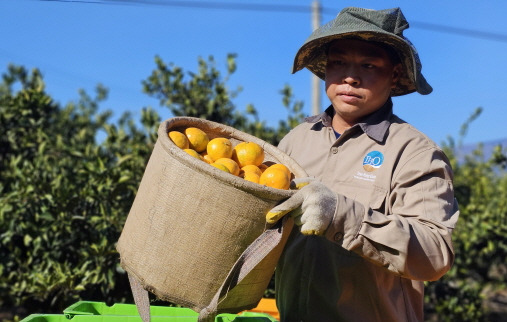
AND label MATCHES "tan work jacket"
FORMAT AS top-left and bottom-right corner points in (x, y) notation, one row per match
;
(275, 99), (459, 322)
